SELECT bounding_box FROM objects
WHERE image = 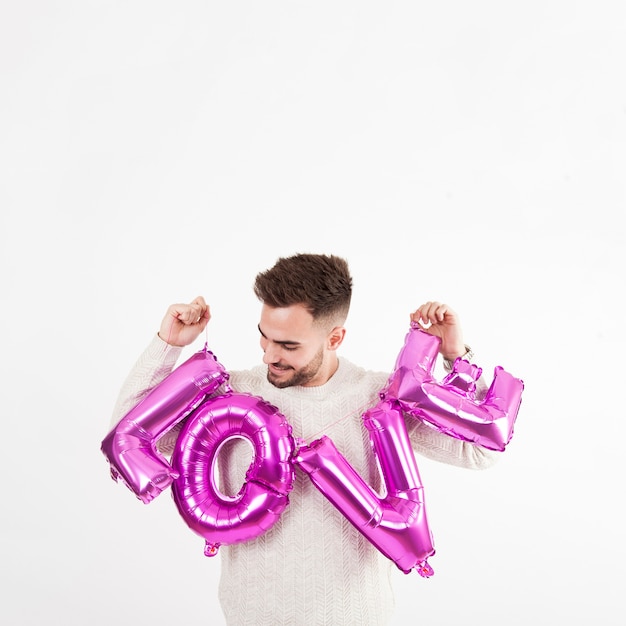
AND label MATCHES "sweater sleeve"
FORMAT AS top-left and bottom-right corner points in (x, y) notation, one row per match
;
(108, 335), (183, 456)
(406, 419), (500, 470)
